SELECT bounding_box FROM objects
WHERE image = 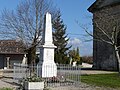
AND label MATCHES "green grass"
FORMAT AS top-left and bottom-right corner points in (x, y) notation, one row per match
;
(0, 88), (13, 90)
(81, 73), (120, 88)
